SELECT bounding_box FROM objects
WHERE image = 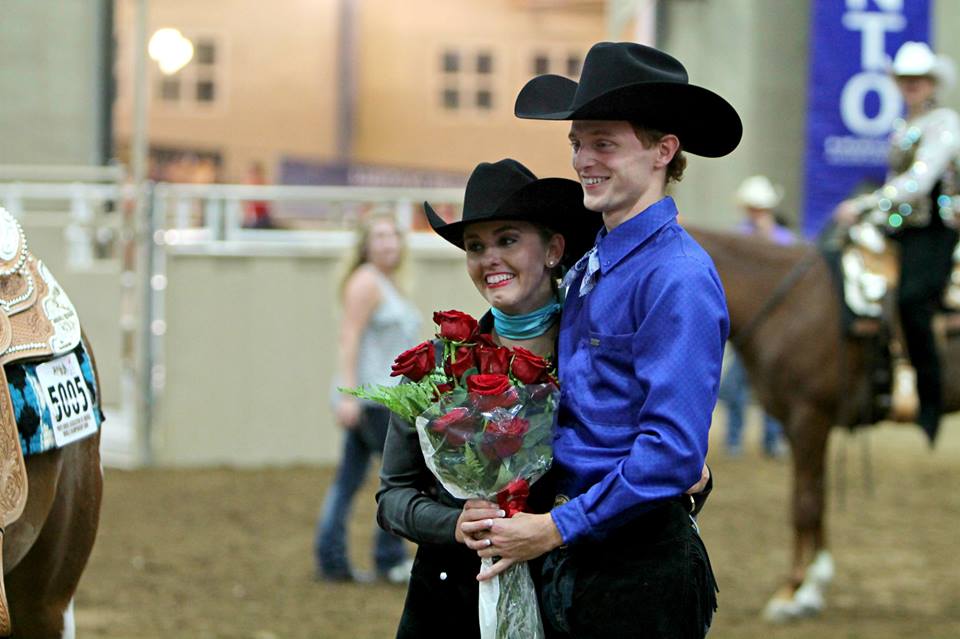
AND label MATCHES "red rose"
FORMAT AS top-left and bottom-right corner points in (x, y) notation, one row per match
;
(496, 477), (530, 517)
(474, 333), (497, 347)
(390, 341), (435, 382)
(433, 382), (454, 400)
(467, 373), (512, 395)
(466, 374), (517, 412)
(480, 416), (529, 460)
(510, 346), (551, 384)
(476, 344), (511, 375)
(433, 310), (479, 342)
(429, 407), (480, 447)
(444, 345), (477, 382)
